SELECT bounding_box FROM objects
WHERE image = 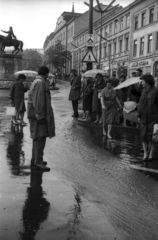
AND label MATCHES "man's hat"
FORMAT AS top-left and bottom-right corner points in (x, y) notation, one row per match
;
(136, 68), (142, 73)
